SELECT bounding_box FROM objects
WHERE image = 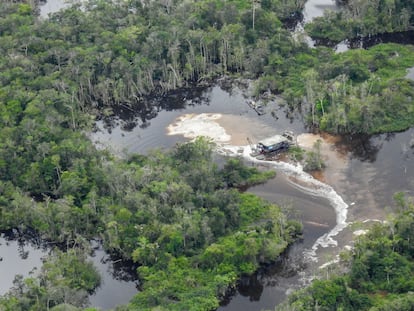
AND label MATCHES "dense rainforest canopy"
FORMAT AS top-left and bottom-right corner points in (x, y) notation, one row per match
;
(276, 194), (414, 311)
(305, 0), (414, 43)
(1, 0), (413, 136)
(0, 0), (413, 310)
(0, 1), (308, 309)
